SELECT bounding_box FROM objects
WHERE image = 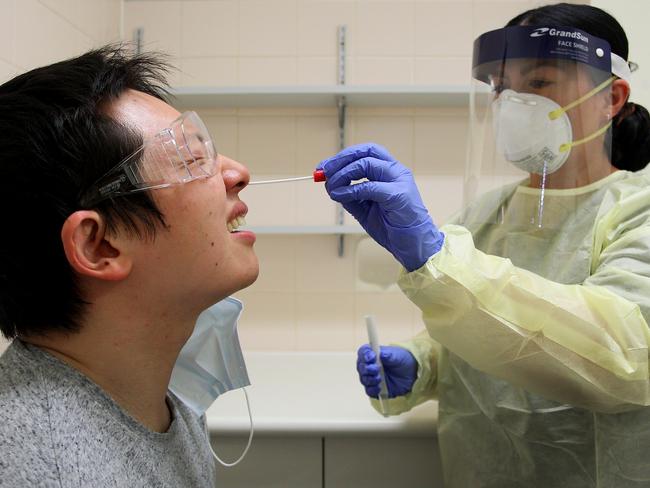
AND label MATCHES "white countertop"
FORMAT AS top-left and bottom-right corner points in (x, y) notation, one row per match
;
(205, 351), (437, 437)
